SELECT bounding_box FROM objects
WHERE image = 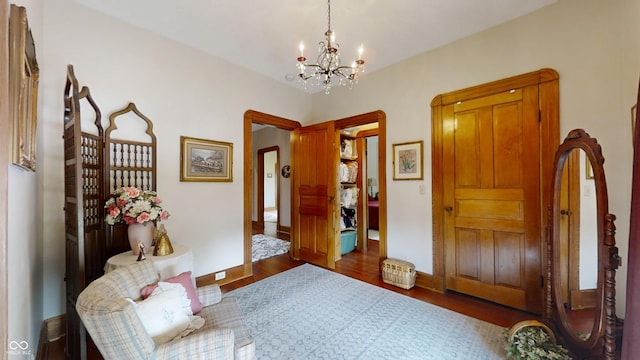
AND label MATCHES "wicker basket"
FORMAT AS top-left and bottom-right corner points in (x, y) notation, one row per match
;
(381, 258), (416, 289)
(508, 320), (556, 344)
